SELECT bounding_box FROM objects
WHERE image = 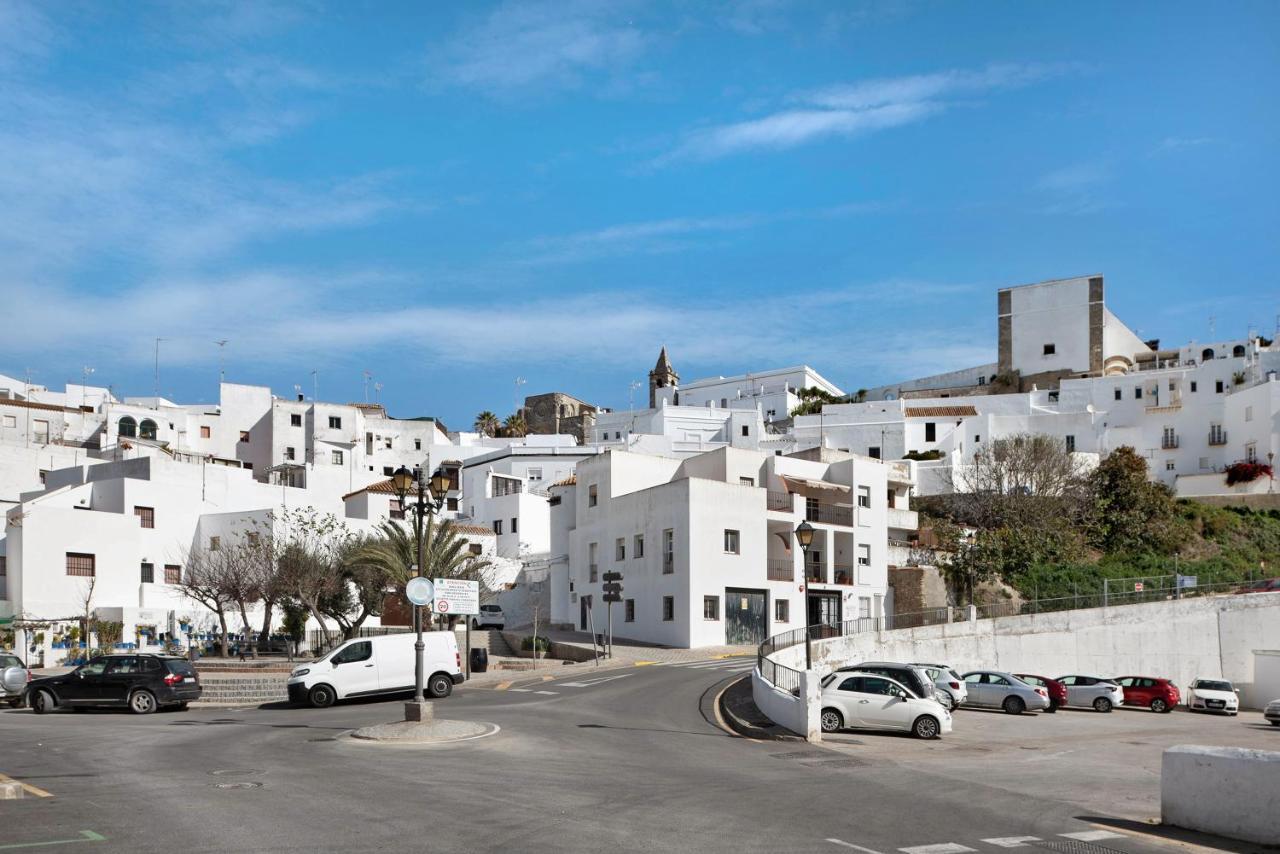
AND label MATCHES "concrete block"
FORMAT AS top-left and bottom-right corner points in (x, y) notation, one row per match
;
(801, 671), (821, 743)
(1161, 744), (1280, 845)
(0, 781), (24, 799)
